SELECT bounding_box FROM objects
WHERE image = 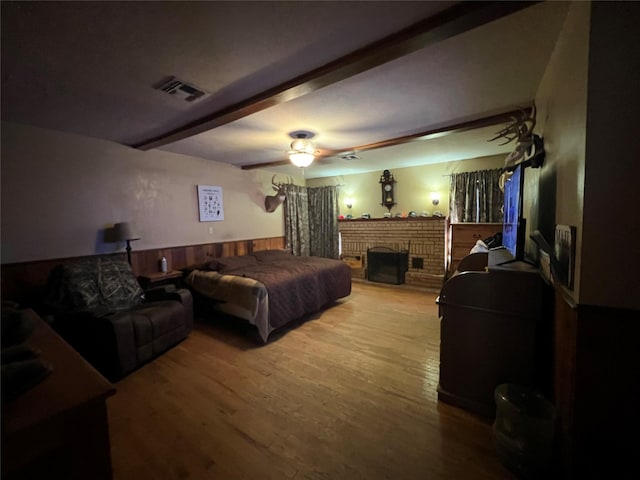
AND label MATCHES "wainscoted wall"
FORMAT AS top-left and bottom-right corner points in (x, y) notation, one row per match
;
(339, 217), (446, 289)
(552, 285), (640, 478)
(1, 236), (285, 306)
